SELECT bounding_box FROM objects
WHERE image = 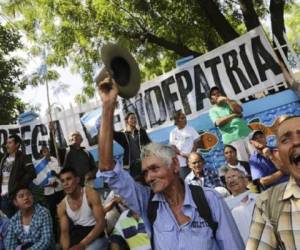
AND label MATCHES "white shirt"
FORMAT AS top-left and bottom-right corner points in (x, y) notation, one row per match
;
(33, 156), (63, 196)
(231, 193), (257, 244)
(45, 157), (63, 195)
(169, 125), (199, 167)
(1, 155), (15, 196)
